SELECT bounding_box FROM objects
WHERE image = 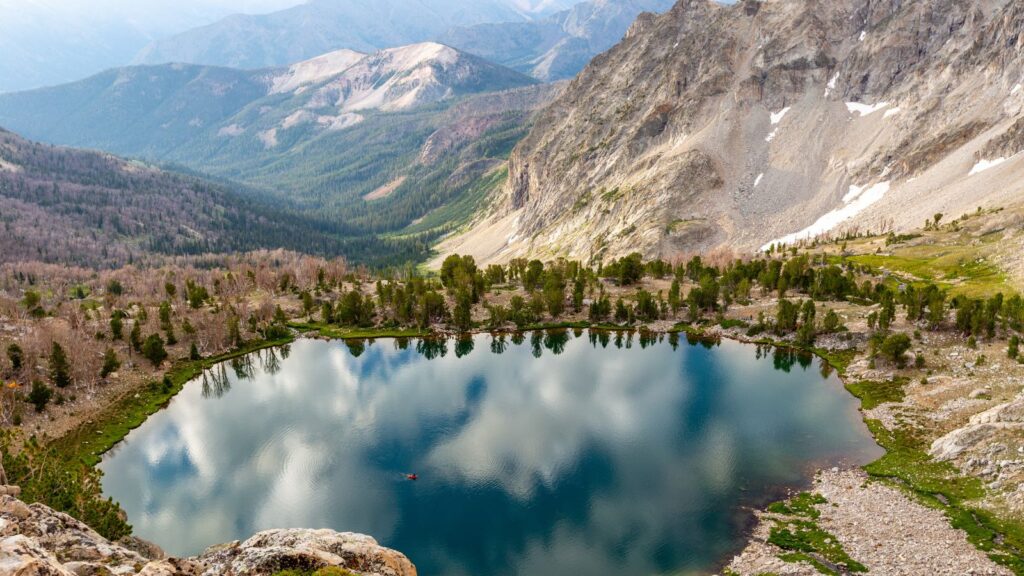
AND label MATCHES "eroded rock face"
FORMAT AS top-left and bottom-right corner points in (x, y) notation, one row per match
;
(0, 495), (417, 576)
(442, 0), (1024, 264)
